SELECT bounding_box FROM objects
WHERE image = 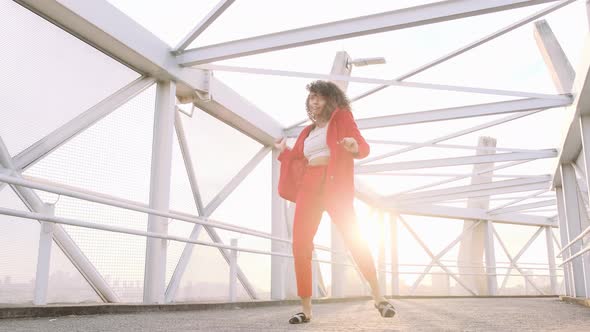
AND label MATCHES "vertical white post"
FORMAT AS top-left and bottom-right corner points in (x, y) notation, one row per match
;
(459, 136), (496, 295)
(229, 238), (238, 302)
(560, 164), (588, 297)
(144, 80), (176, 304)
(545, 226), (558, 294)
(33, 203), (55, 305)
(578, 114), (590, 297)
(555, 187), (574, 296)
(330, 51), (352, 297)
(484, 220), (498, 296)
(390, 213), (399, 296)
(586, 0), (590, 31)
(271, 149), (286, 300)
(377, 210), (386, 296)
